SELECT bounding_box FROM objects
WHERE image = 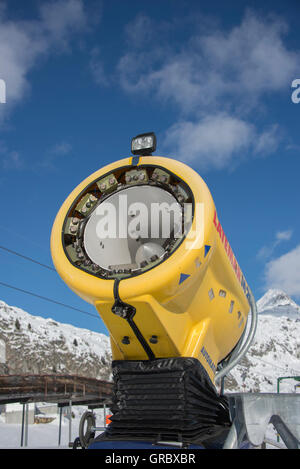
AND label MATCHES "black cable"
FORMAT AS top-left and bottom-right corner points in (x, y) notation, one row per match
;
(112, 278), (156, 360)
(0, 281), (99, 319)
(0, 245), (55, 271)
